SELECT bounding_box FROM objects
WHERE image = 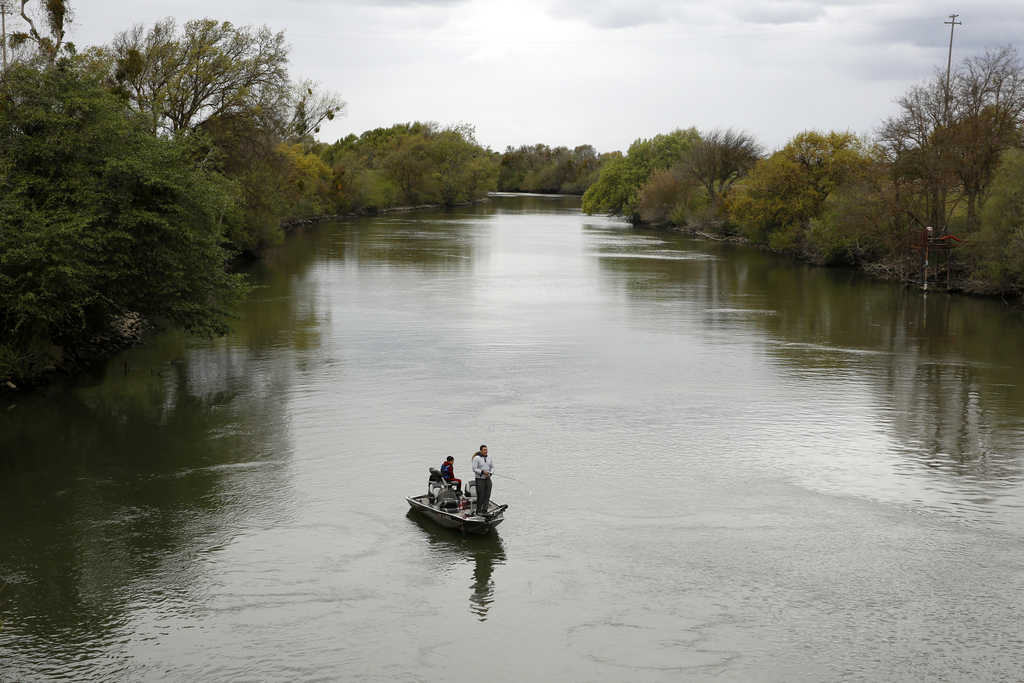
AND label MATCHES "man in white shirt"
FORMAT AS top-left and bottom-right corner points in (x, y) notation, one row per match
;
(471, 445), (493, 514)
